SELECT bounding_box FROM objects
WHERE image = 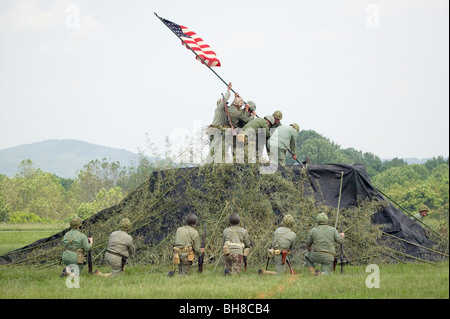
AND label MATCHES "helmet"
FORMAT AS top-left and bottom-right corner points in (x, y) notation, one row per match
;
(316, 213), (328, 225)
(264, 115), (275, 125)
(247, 101), (256, 110)
(282, 214), (295, 228)
(232, 96), (244, 107)
(185, 213), (198, 226)
(229, 213), (241, 225)
(290, 123), (300, 132)
(70, 216), (82, 229)
(119, 218), (132, 231)
(419, 204), (429, 212)
(272, 110), (283, 120)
